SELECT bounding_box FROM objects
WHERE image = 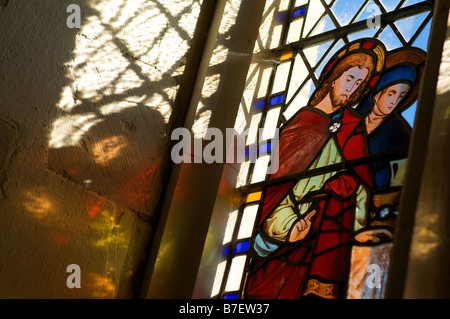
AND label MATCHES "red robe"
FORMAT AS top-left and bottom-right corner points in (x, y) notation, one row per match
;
(245, 107), (372, 299)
